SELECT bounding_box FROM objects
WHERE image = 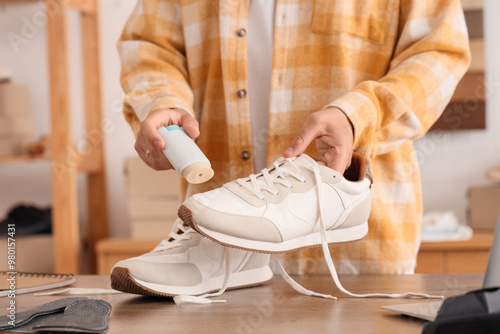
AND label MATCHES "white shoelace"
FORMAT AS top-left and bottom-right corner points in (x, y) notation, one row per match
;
(237, 157), (305, 199)
(153, 219), (196, 252)
(173, 248), (231, 305)
(152, 220), (232, 305)
(245, 156), (443, 300)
